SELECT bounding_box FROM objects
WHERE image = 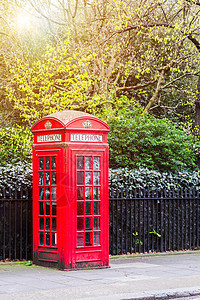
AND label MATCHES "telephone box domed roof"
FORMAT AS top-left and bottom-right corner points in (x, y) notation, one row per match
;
(31, 110), (109, 131)
(46, 110), (91, 125)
